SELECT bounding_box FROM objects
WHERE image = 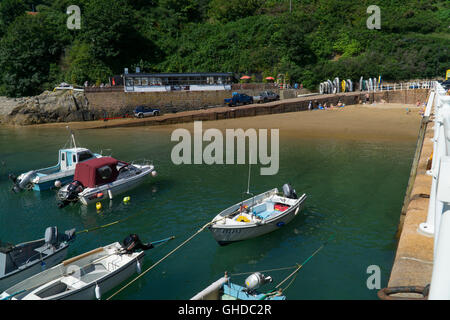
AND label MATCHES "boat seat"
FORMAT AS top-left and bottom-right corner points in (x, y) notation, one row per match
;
(253, 202), (276, 220)
(34, 244), (54, 256)
(79, 263), (109, 283)
(252, 203), (267, 215)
